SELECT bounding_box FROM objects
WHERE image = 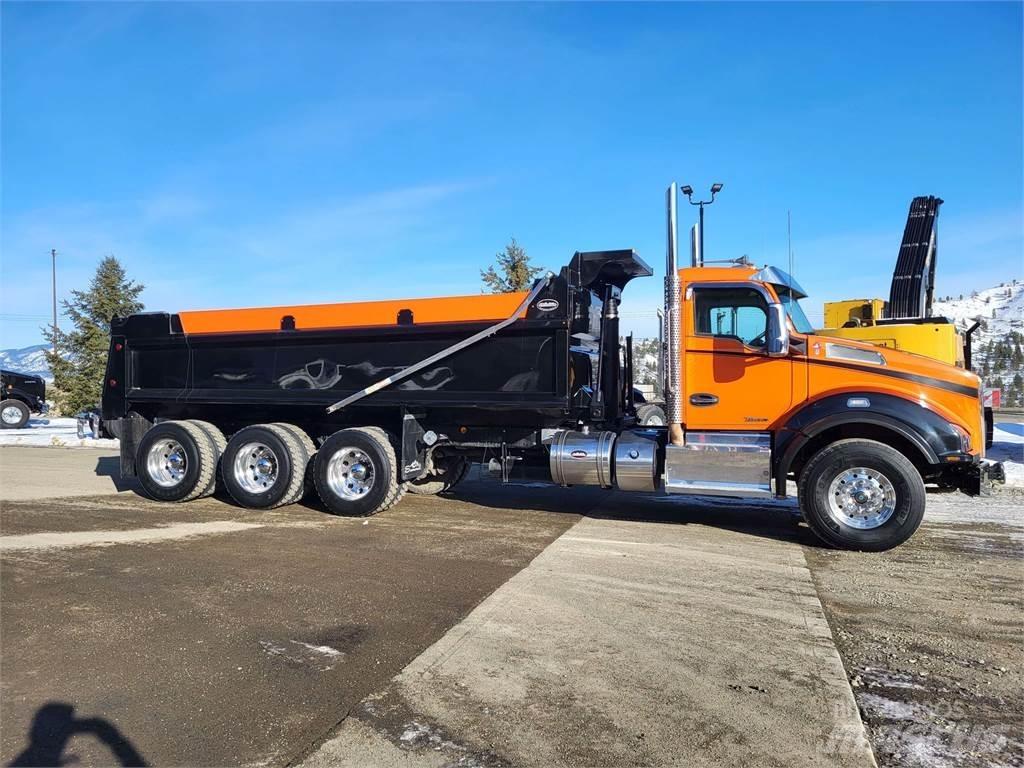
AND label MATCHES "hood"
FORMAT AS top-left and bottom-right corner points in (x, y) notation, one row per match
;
(809, 333), (980, 394)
